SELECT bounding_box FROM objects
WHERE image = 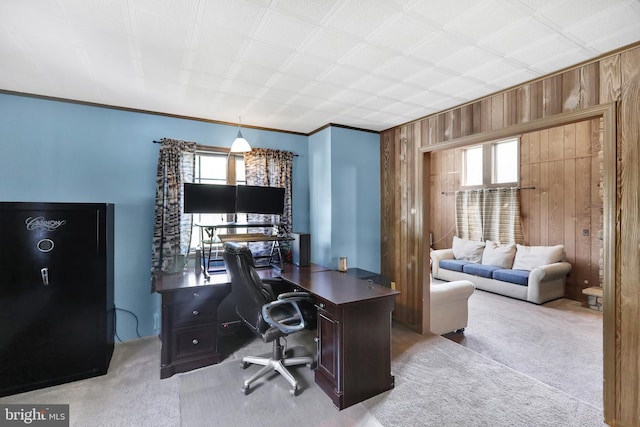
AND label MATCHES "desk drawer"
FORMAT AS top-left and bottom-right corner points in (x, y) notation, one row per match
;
(172, 300), (217, 327)
(172, 325), (216, 360)
(165, 286), (222, 304)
